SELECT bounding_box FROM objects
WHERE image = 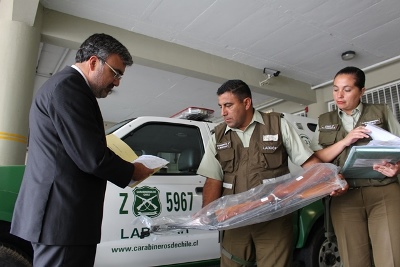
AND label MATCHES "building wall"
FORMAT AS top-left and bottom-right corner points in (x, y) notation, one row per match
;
(267, 60), (400, 120)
